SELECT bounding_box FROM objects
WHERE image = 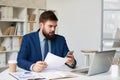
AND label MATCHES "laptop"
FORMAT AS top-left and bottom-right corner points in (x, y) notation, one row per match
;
(73, 50), (116, 76)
